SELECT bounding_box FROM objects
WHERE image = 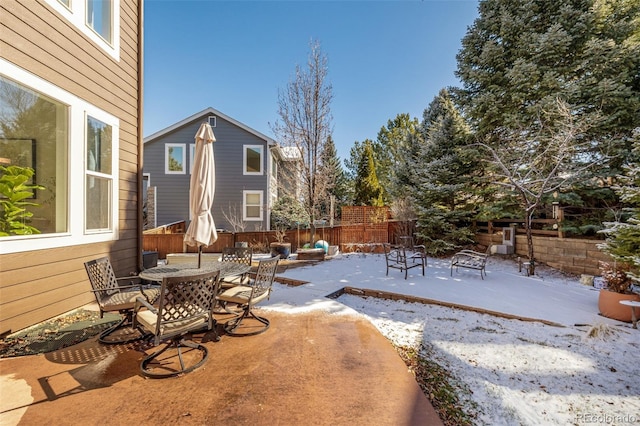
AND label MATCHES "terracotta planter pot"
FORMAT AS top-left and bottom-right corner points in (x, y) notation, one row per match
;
(598, 289), (640, 322)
